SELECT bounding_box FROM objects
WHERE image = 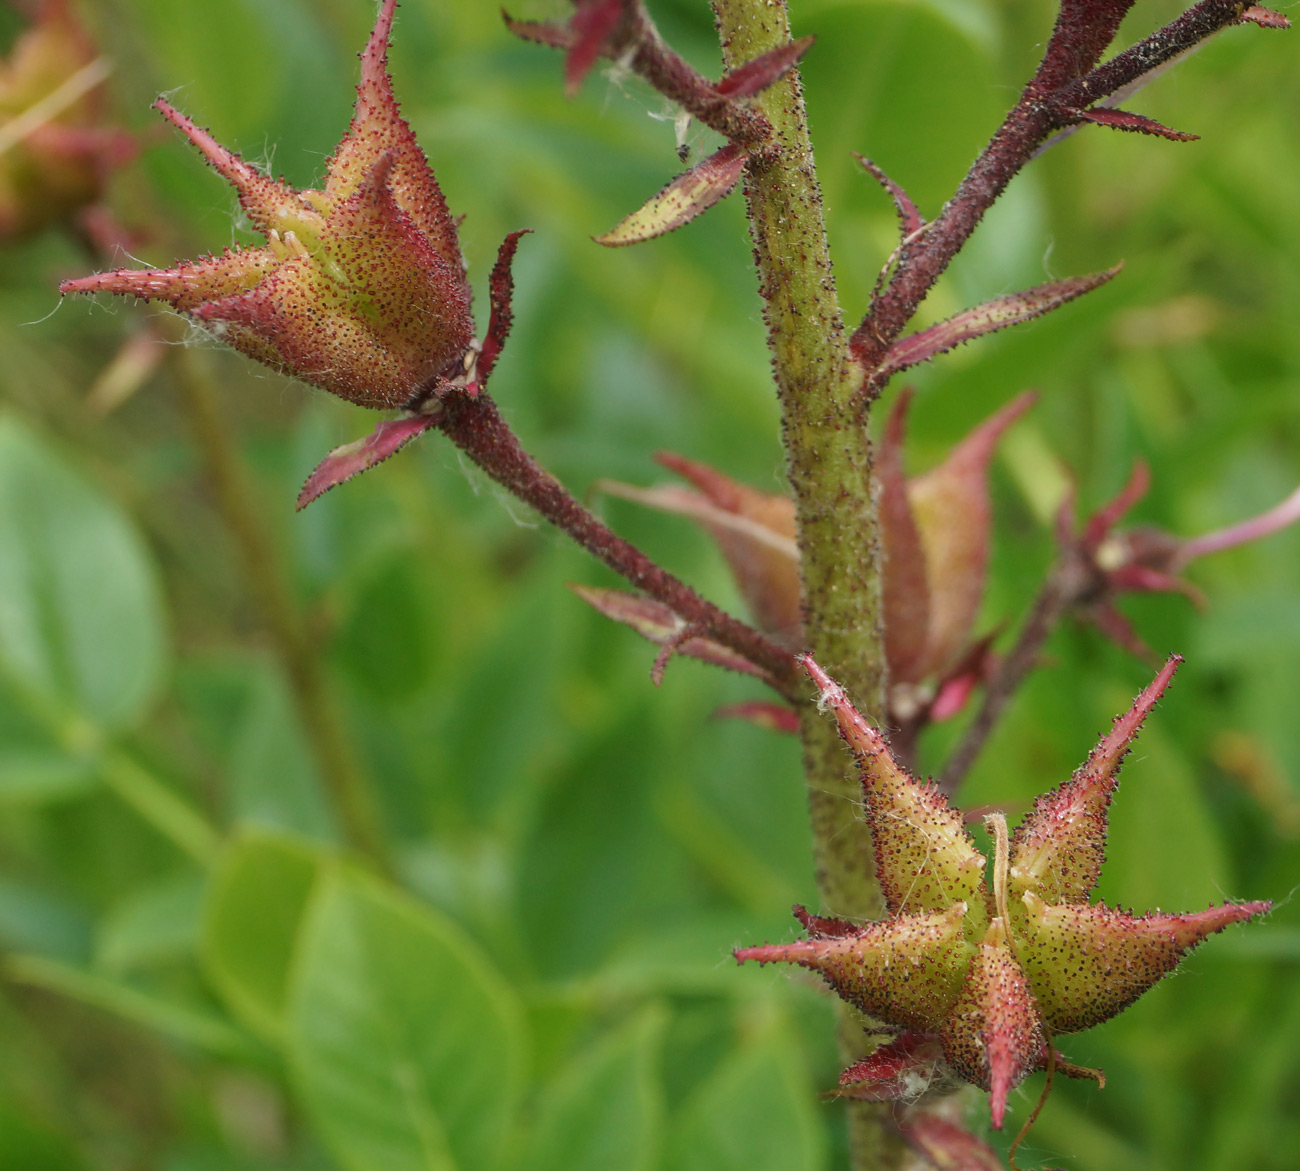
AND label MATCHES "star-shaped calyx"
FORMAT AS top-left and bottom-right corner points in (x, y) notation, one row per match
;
(736, 655), (1269, 1127)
